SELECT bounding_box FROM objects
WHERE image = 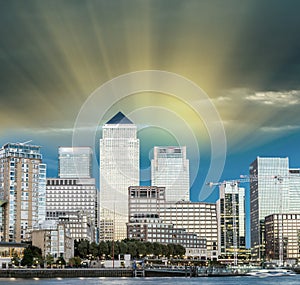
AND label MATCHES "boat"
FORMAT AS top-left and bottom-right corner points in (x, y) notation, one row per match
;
(246, 268), (296, 277)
